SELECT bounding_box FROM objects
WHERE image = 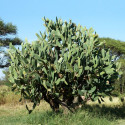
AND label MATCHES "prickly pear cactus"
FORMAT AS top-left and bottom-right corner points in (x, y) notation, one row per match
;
(8, 17), (121, 112)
